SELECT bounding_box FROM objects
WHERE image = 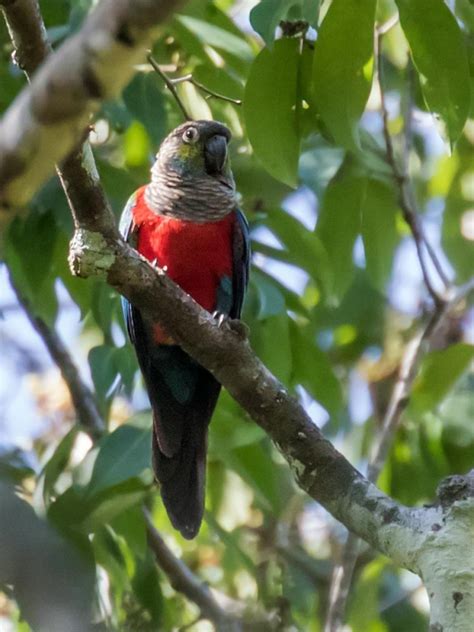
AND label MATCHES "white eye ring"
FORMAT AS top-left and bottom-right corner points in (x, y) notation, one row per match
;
(183, 127), (199, 144)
